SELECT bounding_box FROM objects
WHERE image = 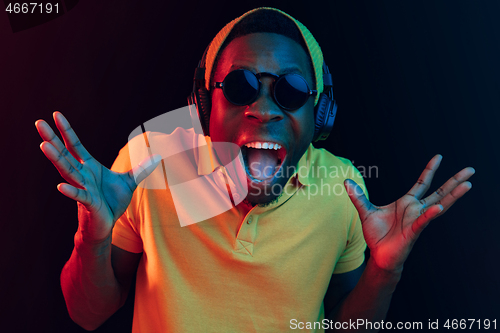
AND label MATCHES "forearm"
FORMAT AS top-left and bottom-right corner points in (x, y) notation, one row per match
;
(329, 258), (402, 332)
(61, 231), (123, 331)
